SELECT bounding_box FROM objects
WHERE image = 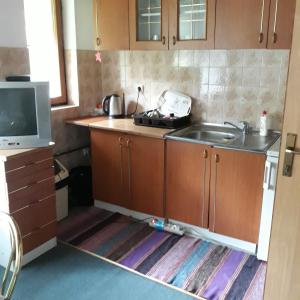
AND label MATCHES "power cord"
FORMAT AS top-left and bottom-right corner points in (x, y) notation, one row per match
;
(129, 86), (142, 117)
